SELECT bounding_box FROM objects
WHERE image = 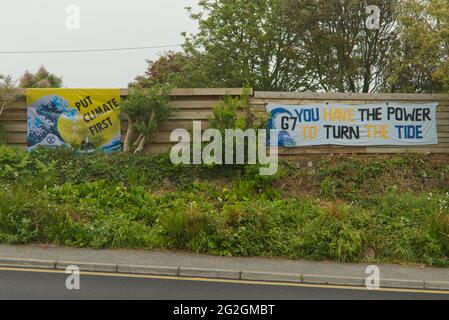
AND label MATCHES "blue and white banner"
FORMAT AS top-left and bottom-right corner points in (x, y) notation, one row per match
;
(267, 102), (438, 147)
